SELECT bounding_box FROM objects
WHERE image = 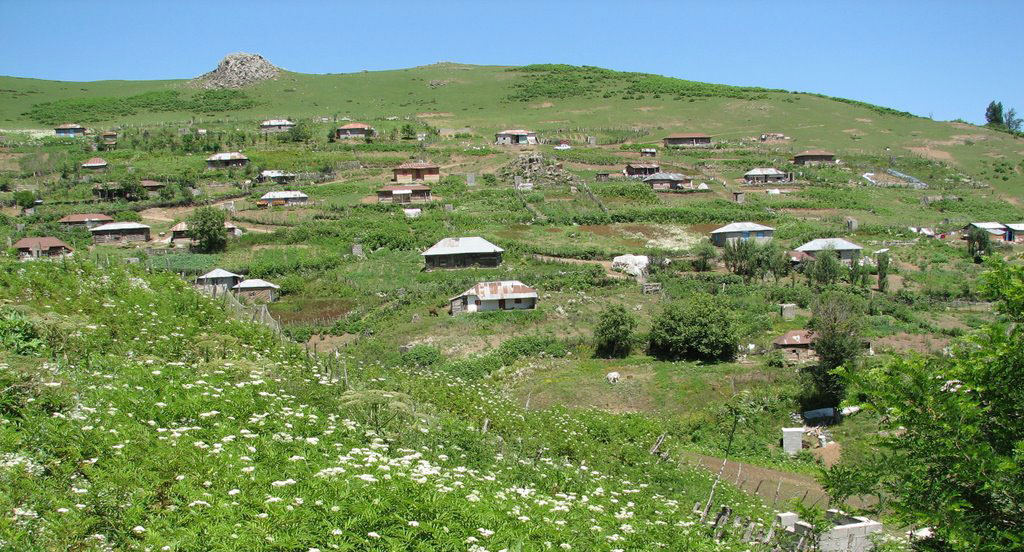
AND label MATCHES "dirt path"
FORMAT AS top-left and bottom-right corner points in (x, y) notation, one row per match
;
(680, 451), (875, 510)
(532, 254), (630, 280)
